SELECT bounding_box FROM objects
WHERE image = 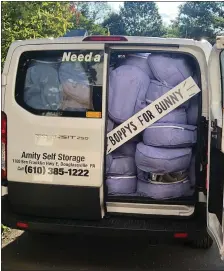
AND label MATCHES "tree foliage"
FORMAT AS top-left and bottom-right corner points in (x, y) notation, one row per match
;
(102, 12), (126, 35)
(2, 0), (224, 68)
(1, 1), (109, 66)
(119, 2), (165, 37)
(73, 13), (107, 35)
(74, 1), (112, 23)
(102, 2), (165, 37)
(69, 2), (108, 35)
(174, 2), (224, 43)
(162, 21), (180, 38)
(1, 1), (74, 64)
